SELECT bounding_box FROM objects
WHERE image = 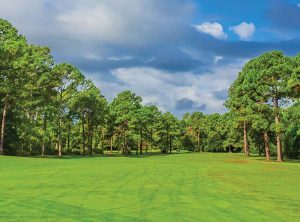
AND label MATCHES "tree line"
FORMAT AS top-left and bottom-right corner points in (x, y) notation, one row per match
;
(0, 19), (299, 160)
